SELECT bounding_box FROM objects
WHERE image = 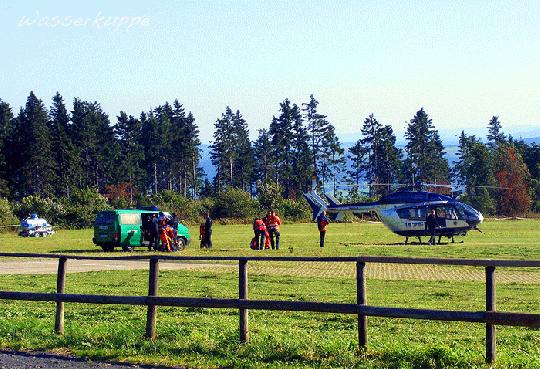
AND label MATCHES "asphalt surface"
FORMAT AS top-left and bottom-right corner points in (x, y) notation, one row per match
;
(0, 350), (188, 369)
